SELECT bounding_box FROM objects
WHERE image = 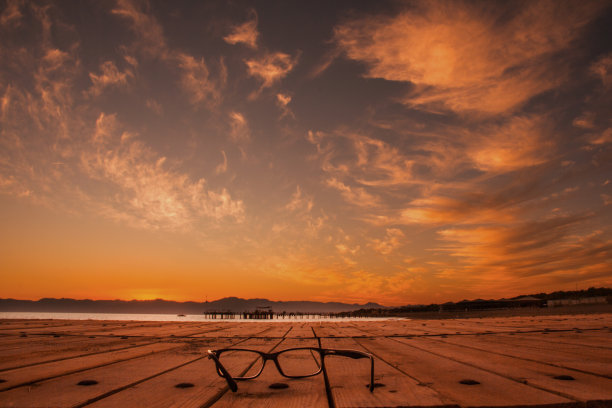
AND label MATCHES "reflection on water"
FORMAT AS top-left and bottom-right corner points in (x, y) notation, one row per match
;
(0, 311), (403, 322)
